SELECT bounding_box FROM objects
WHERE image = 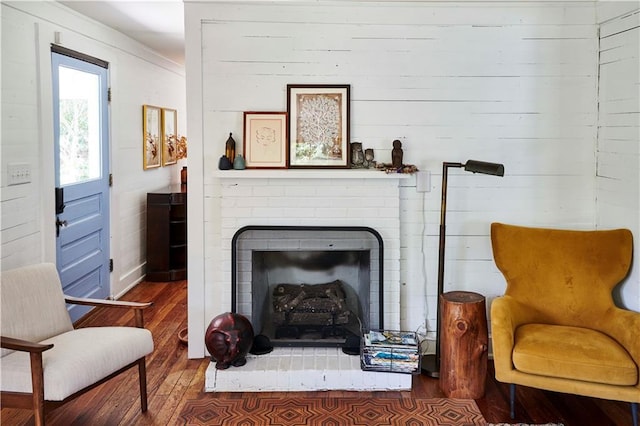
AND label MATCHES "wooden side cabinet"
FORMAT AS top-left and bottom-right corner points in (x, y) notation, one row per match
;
(146, 187), (187, 281)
